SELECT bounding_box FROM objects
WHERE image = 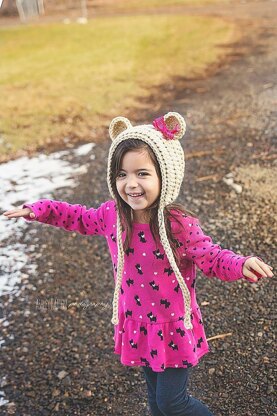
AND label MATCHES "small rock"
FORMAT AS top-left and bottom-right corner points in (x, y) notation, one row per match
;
(57, 370), (68, 380)
(267, 385), (274, 394)
(52, 388), (60, 397)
